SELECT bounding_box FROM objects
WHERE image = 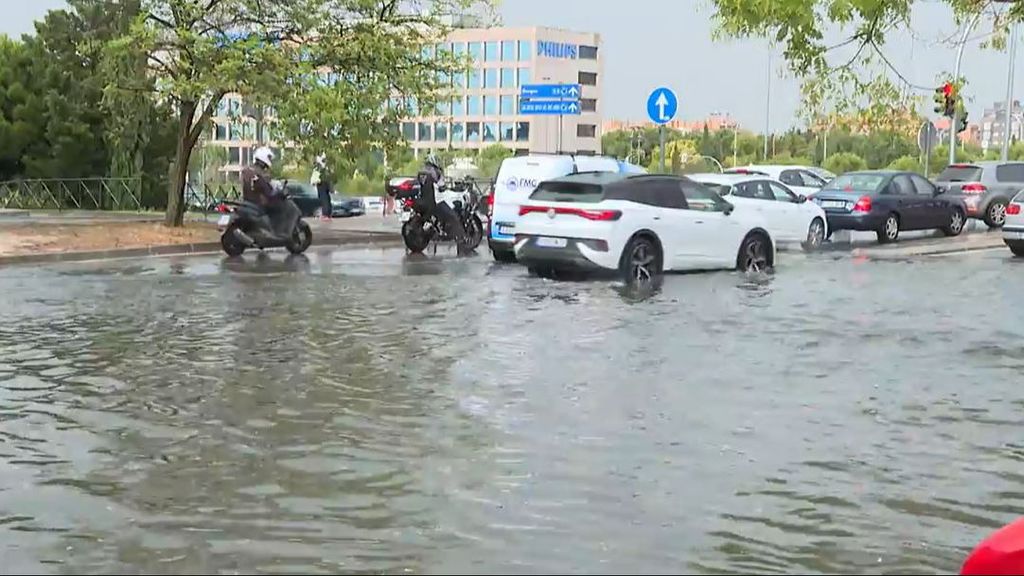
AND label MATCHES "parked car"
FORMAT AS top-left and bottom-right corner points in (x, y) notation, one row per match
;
(724, 165), (829, 198)
(934, 161), (1024, 228)
(688, 173), (828, 251)
(489, 154), (645, 263)
(811, 170), (966, 243)
(1002, 189), (1024, 256)
(512, 172), (776, 283)
(386, 176), (418, 198)
(279, 181), (365, 218)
